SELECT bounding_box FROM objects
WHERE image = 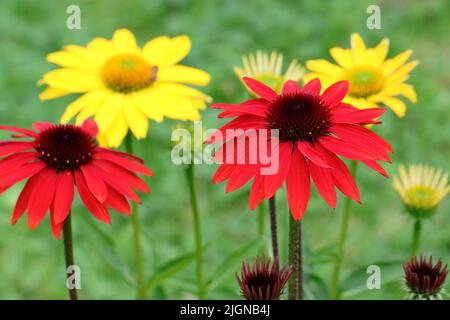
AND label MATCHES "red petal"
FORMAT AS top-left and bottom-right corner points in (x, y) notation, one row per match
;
(0, 126), (38, 137)
(264, 142), (293, 198)
(12, 177), (40, 225)
(214, 99), (269, 118)
(27, 168), (57, 229)
(96, 147), (144, 164)
(320, 136), (381, 161)
(105, 185), (131, 215)
(0, 141), (34, 157)
(99, 170), (141, 204)
(95, 151), (153, 176)
(0, 161), (46, 187)
(297, 141), (332, 168)
(226, 164), (258, 193)
(82, 119), (99, 137)
(207, 115), (267, 143)
(0, 152), (38, 172)
(332, 108), (386, 125)
(323, 151), (360, 203)
(331, 123), (393, 153)
(308, 161), (337, 208)
(282, 80), (301, 95)
(81, 164), (108, 203)
(361, 159), (388, 177)
(242, 77), (279, 102)
(75, 171), (110, 224)
(301, 78), (321, 95)
(286, 148), (310, 220)
(212, 163), (235, 183)
(50, 218), (64, 240)
(321, 81), (349, 107)
(249, 174), (266, 210)
(32, 121), (54, 132)
(94, 159), (149, 193)
(52, 171), (75, 224)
